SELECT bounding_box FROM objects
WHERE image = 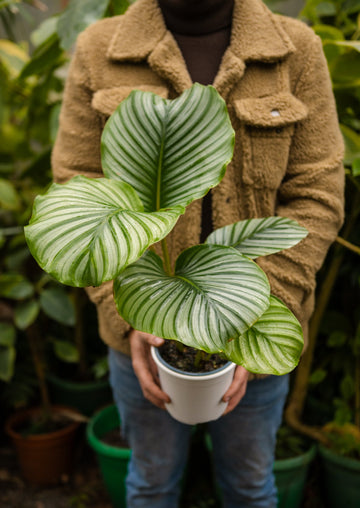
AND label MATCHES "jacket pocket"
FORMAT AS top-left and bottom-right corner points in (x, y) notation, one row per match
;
(234, 93), (308, 188)
(91, 85), (169, 118)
